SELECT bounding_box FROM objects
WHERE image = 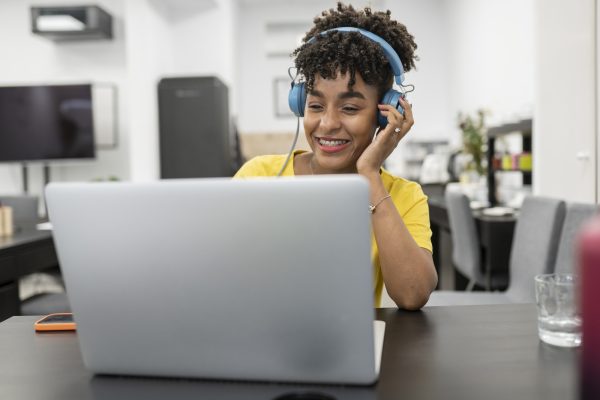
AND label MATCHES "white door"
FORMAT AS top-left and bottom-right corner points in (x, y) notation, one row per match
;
(534, 0), (597, 204)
